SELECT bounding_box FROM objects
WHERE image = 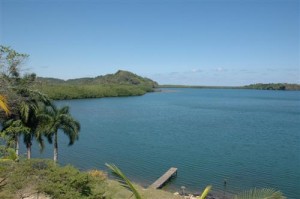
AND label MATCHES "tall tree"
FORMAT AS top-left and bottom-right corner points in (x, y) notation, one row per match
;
(1, 89), (51, 159)
(38, 104), (80, 163)
(19, 89), (51, 159)
(1, 45), (50, 159)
